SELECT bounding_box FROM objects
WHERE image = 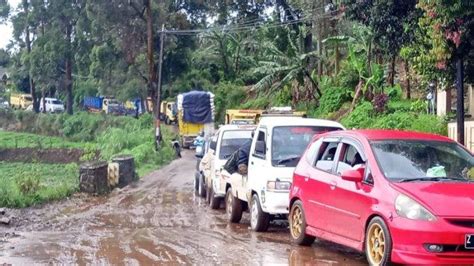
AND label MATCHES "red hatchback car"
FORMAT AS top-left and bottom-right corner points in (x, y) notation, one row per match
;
(289, 130), (474, 265)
